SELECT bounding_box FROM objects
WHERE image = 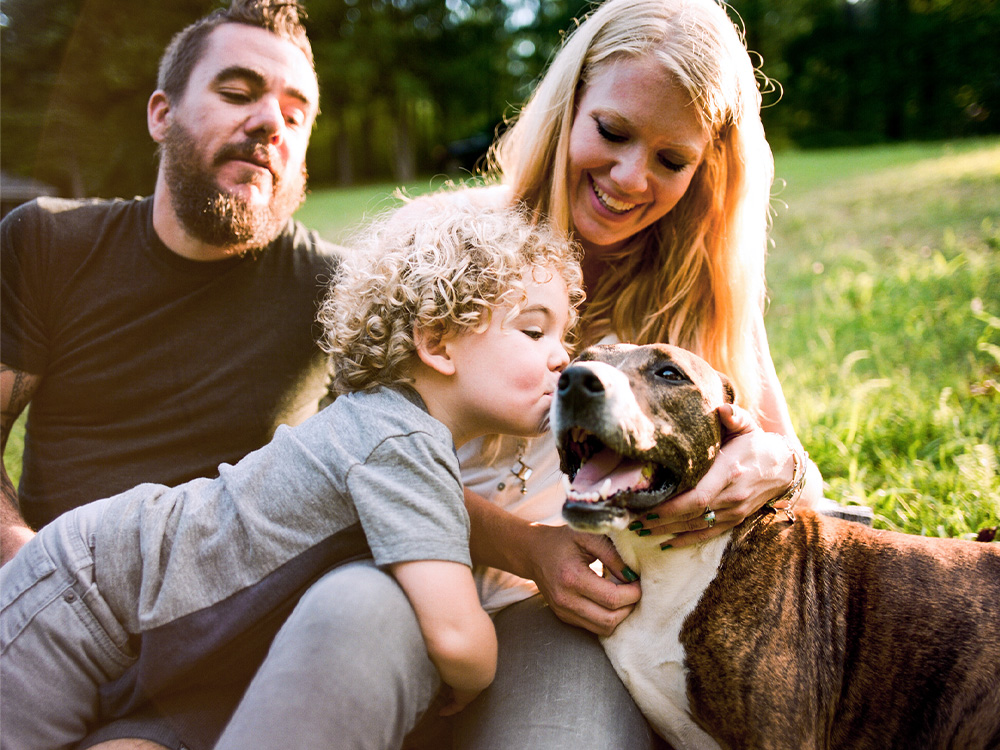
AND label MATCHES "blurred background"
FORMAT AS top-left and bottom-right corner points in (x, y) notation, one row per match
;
(2, 0), (998, 202)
